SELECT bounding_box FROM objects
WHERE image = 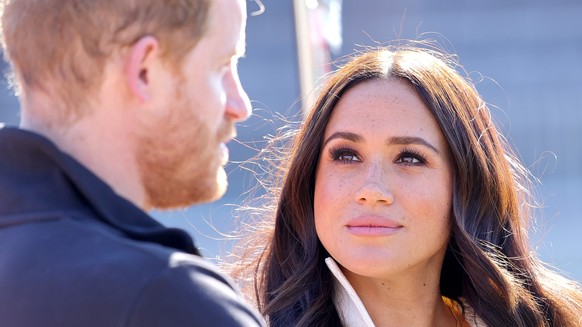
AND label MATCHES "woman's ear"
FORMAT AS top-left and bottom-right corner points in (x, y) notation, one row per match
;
(125, 35), (160, 102)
